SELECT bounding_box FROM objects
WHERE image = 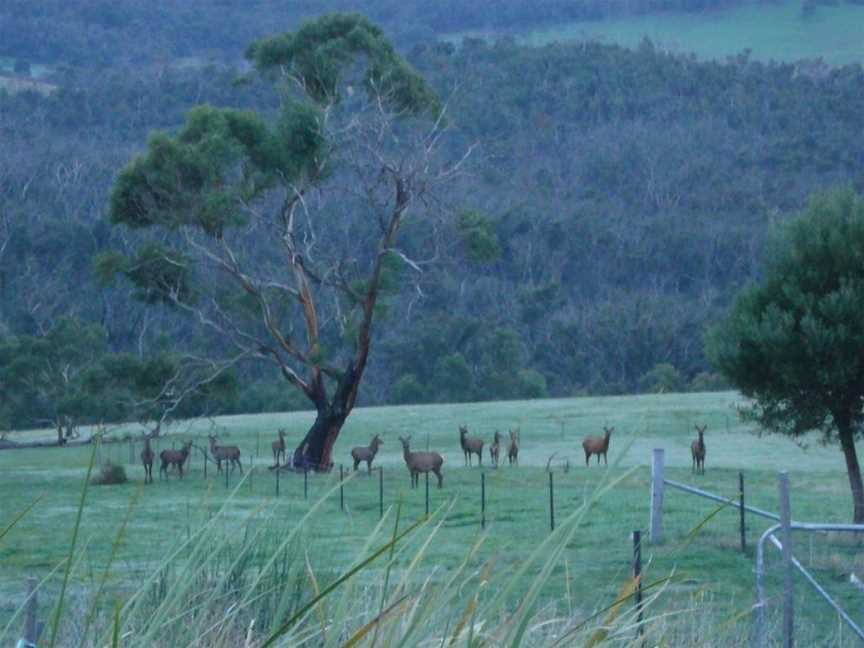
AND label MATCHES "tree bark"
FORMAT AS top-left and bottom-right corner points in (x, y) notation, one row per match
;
(837, 416), (864, 523)
(291, 364), (358, 471)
